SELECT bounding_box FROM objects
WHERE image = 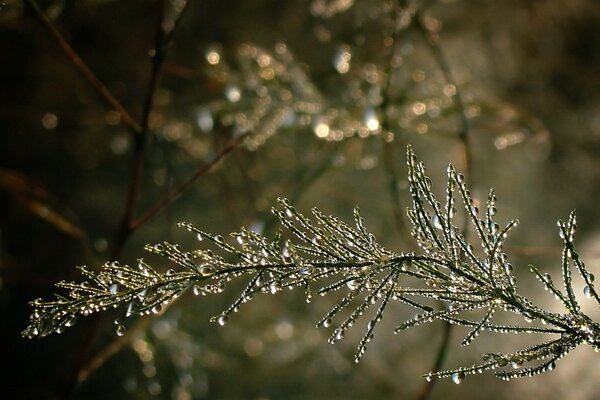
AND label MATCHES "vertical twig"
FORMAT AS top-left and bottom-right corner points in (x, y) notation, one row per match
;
(52, 1), (189, 398)
(413, 4), (472, 400)
(380, 0), (420, 251)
